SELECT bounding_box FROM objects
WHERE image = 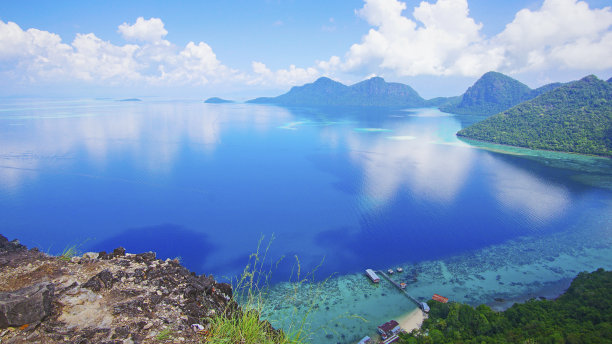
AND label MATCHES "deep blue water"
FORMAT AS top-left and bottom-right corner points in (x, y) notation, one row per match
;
(1, 99), (611, 283)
